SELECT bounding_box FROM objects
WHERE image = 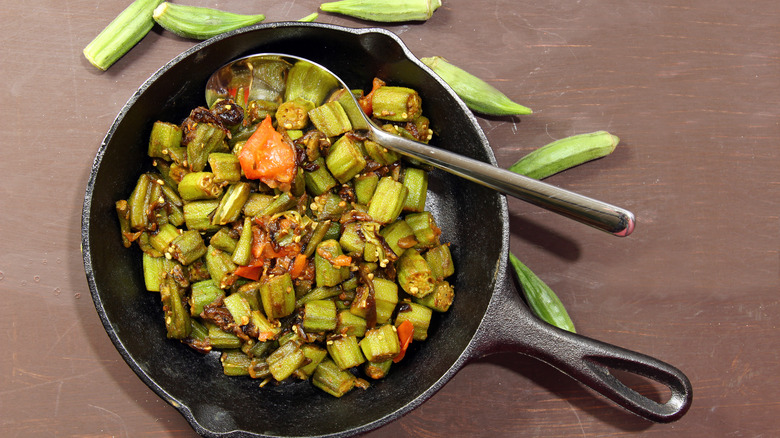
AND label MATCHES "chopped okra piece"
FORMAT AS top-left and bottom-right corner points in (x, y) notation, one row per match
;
(205, 245), (237, 288)
(413, 280), (454, 312)
(143, 253), (179, 292)
(304, 157), (338, 196)
(183, 200), (221, 232)
(211, 182), (251, 225)
(336, 310), (367, 337)
(372, 86), (422, 122)
(379, 219), (417, 258)
(364, 359), (392, 380)
(405, 211), (441, 249)
(326, 134), (367, 183)
(285, 60), (340, 107)
(149, 223), (180, 254)
(308, 101), (352, 138)
(128, 173), (154, 231)
(315, 239), (350, 287)
(350, 277), (398, 325)
(360, 324), (401, 363)
(402, 167), (428, 212)
(242, 193), (275, 217)
(178, 172), (223, 201)
(209, 227), (238, 254)
(185, 122), (227, 172)
(303, 299), (338, 332)
(259, 273), (296, 319)
(190, 280), (224, 316)
(394, 302), (432, 341)
(221, 350), (252, 376)
(424, 243), (455, 281)
(367, 177), (407, 224)
(160, 274), (192, 340)
(276, 97), (315, 130)
(396, 249), (435, 298)
(207, 322), (242, 349)
(169, 229), (208, 266)
(327, 334), (365, 370)
(295, 344), (329, 379)
(223, 292), (252, 327)
(231, 217), (253, 266)
(249, 310), (281, 341)
(148, 121), (184, 161)
(267, 338), (306, 381)
(312, 359), (356, 397)
(208, 152), (242, 183)
(364, 140), (400, 165)
(354, 173), (379, 205)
